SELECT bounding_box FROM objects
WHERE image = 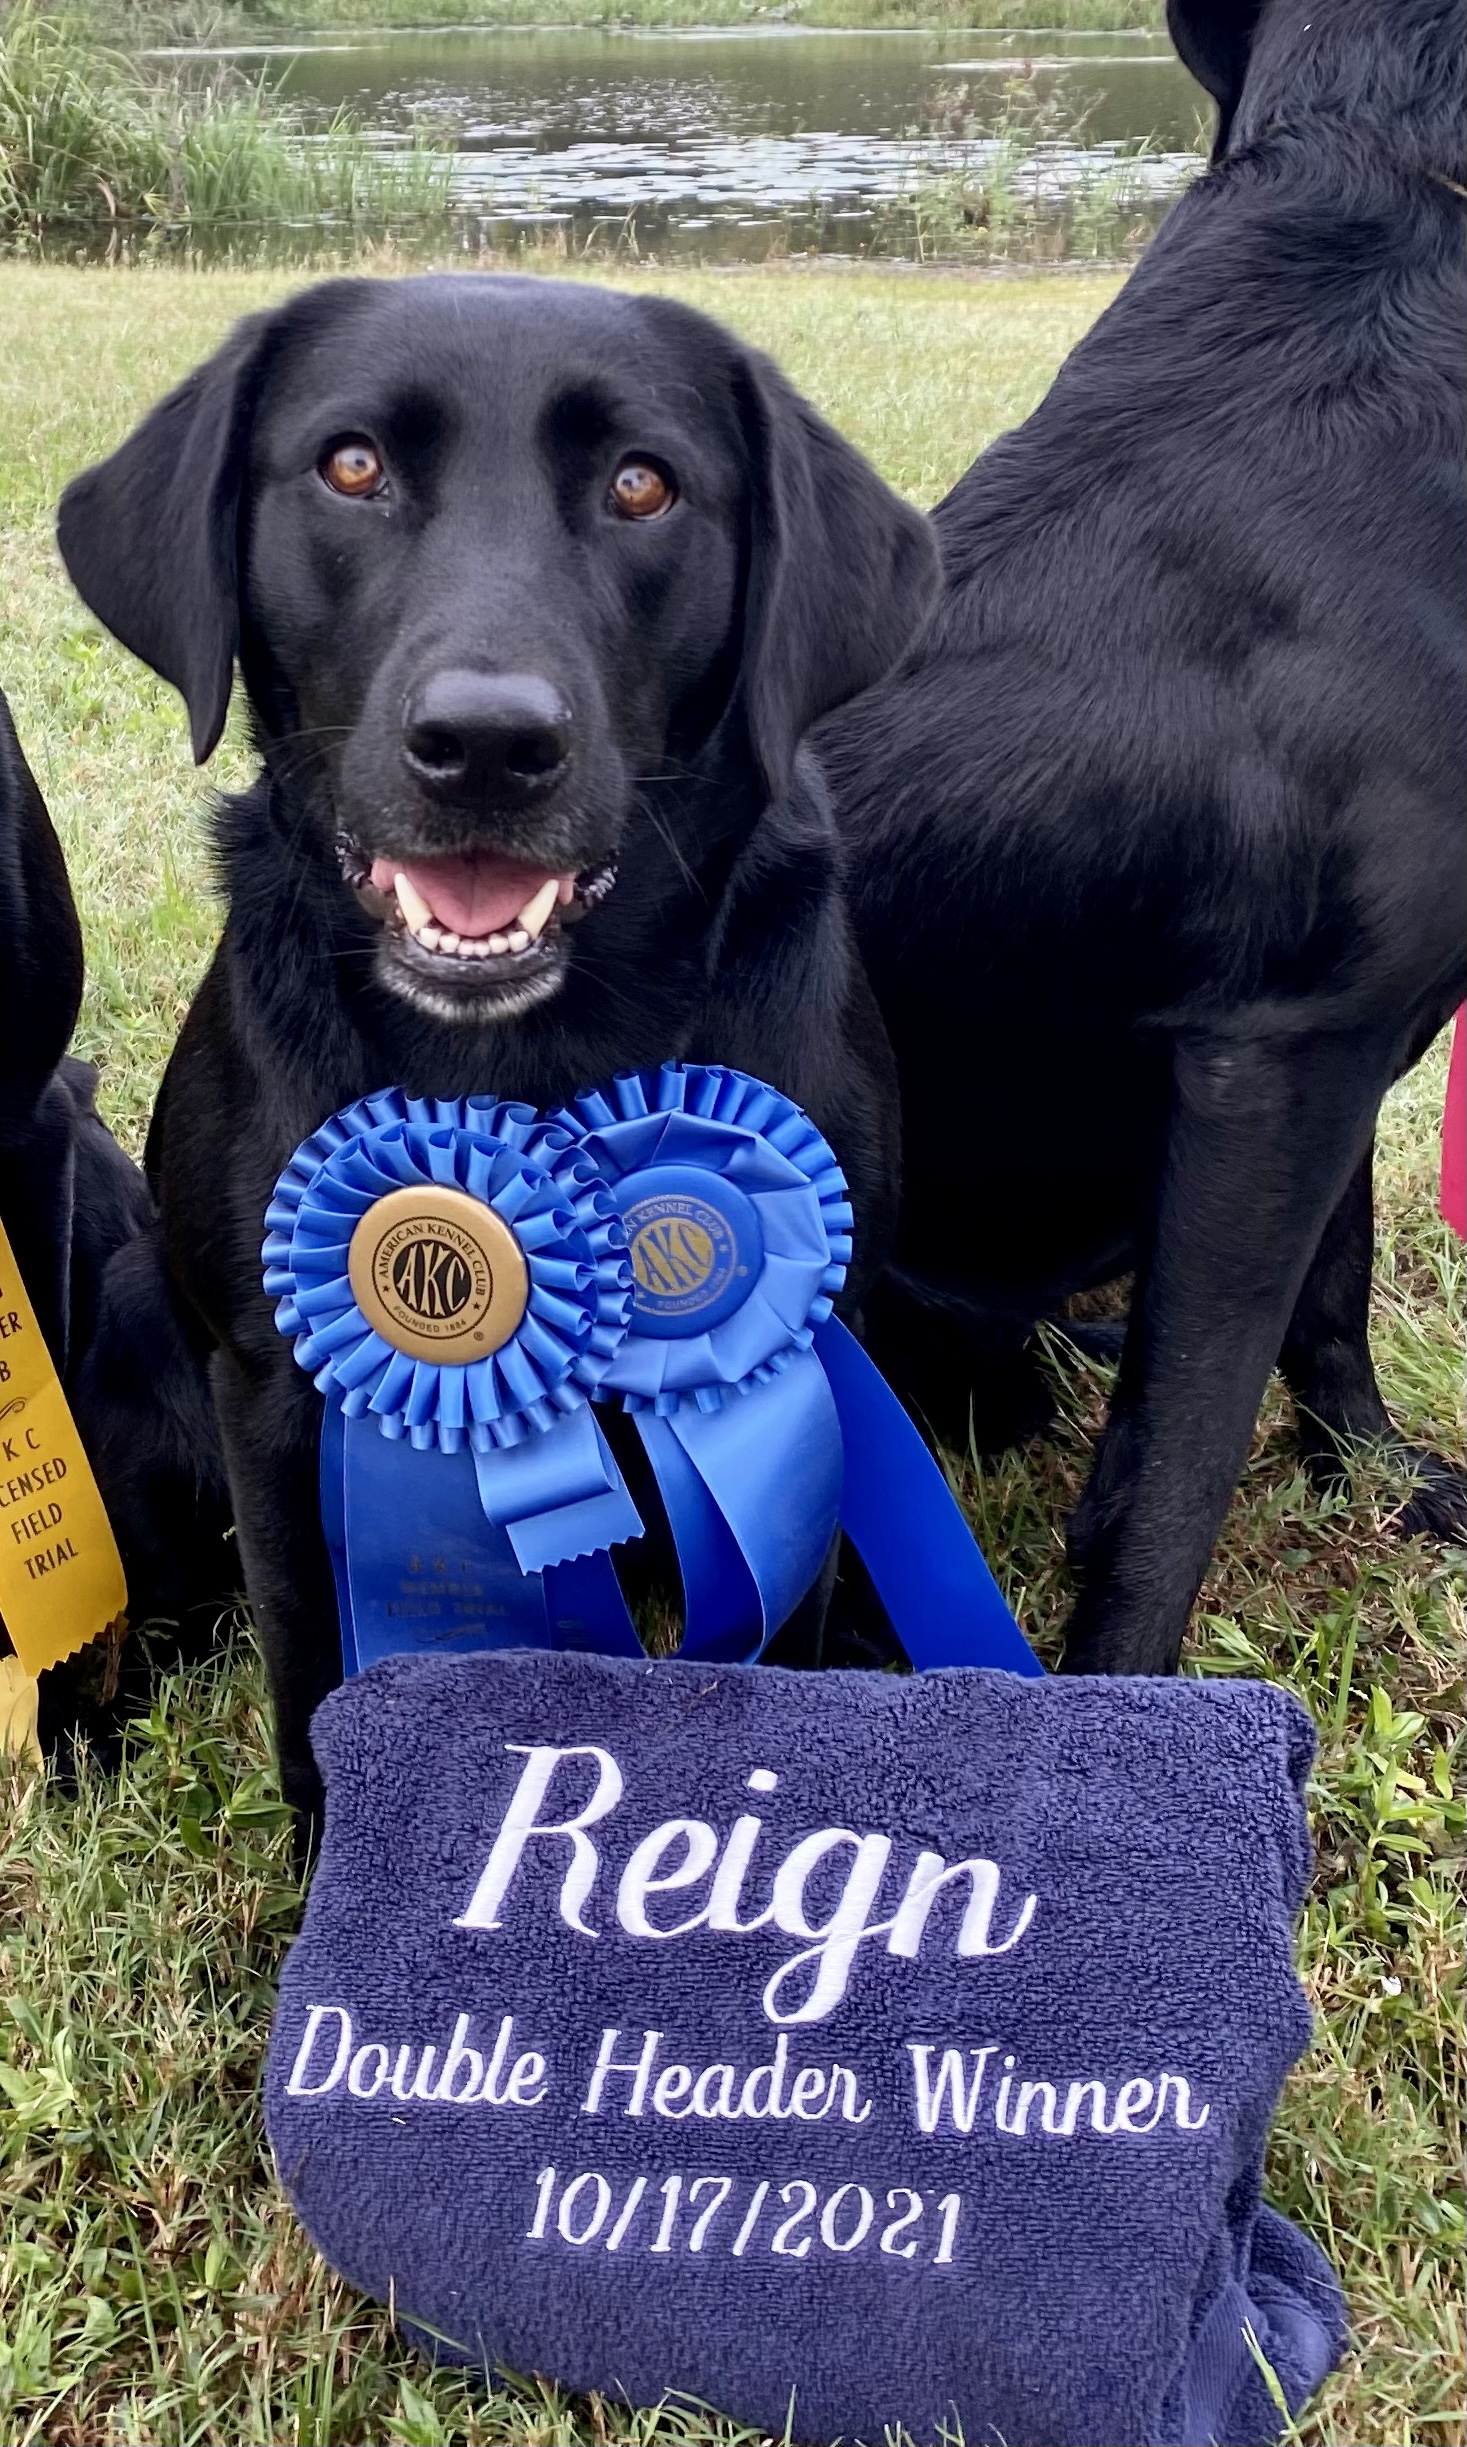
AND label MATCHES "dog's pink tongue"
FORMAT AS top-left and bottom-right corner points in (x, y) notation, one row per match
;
(370, 853), (560, 940)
